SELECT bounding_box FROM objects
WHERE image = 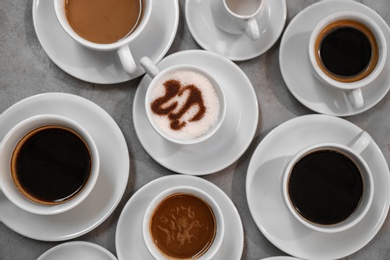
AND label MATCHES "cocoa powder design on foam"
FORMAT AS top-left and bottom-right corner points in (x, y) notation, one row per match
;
(151, 79), (206, 130)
